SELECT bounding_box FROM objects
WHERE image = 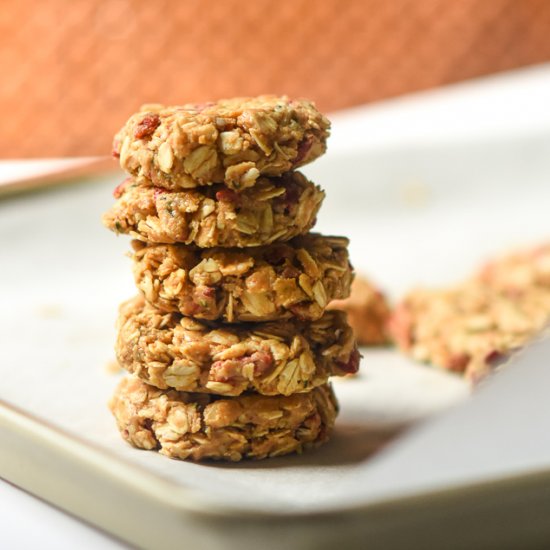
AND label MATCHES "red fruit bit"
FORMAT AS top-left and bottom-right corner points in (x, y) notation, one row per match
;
(485, 349), (507, 367)
(447, 353), (470, 372)
(280, 182), (300, 210)
(293, 136), (313, 165)
(216, 188), (241, 203)
(249, 350), (273, 376)
(113, 178), (131, 198)
(337, 348), (361, 374)
(202, 287), (216, 298)
(134, 114), (161, 139)
(112, 138), (120, 158)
